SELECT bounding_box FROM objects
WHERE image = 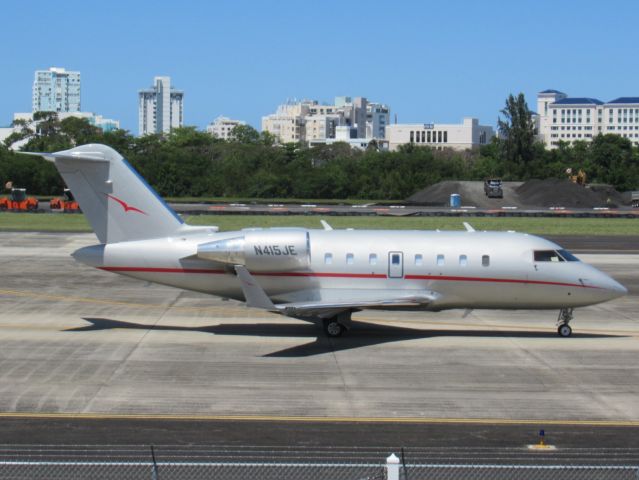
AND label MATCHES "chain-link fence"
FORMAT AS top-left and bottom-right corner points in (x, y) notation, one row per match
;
(1, 459), (638, 480)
